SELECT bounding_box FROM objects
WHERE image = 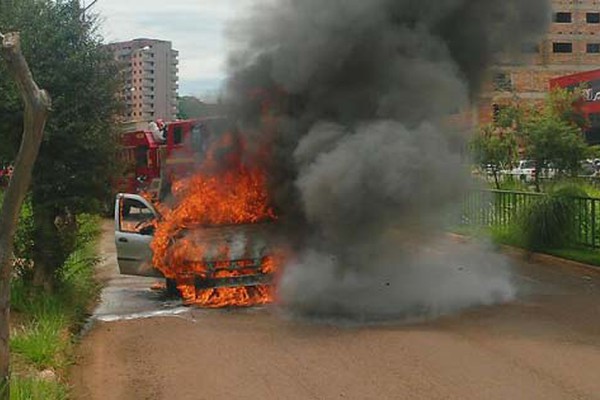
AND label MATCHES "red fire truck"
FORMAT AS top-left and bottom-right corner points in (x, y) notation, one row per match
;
(550, 69), (600, 144)
(117, 117), (234, 199)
